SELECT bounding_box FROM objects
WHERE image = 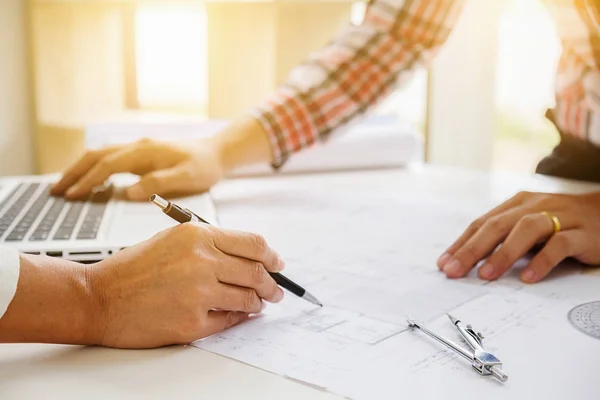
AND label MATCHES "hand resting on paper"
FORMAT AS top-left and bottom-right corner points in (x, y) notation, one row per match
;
(437, 191), (600, 283)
